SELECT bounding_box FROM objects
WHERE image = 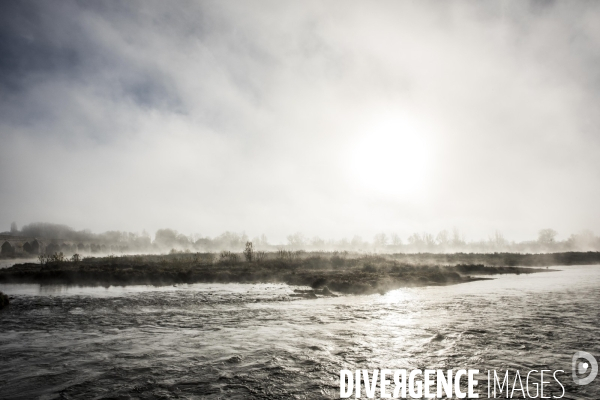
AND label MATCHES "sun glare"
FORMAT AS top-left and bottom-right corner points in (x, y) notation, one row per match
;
(347, 117), (432, 197)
